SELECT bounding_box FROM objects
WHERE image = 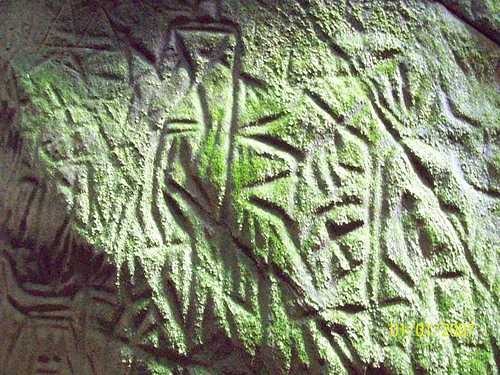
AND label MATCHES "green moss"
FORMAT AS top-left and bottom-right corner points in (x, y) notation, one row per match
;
(456, 348), (492, 375)
(197, 130), (227, 195)
(3, 1), (498, 373)
(232, 149), (271, 191)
